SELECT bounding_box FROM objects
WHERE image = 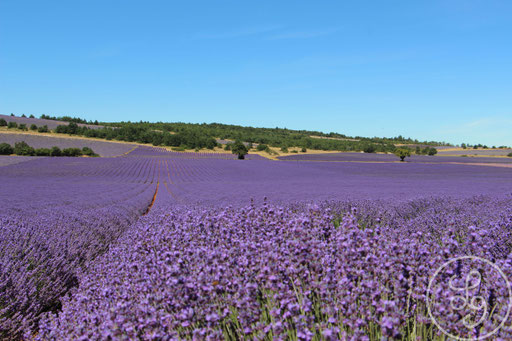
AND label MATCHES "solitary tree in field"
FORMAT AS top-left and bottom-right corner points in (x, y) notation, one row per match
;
(231, 141), (248, 160)
(394, 148), (411, 162)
